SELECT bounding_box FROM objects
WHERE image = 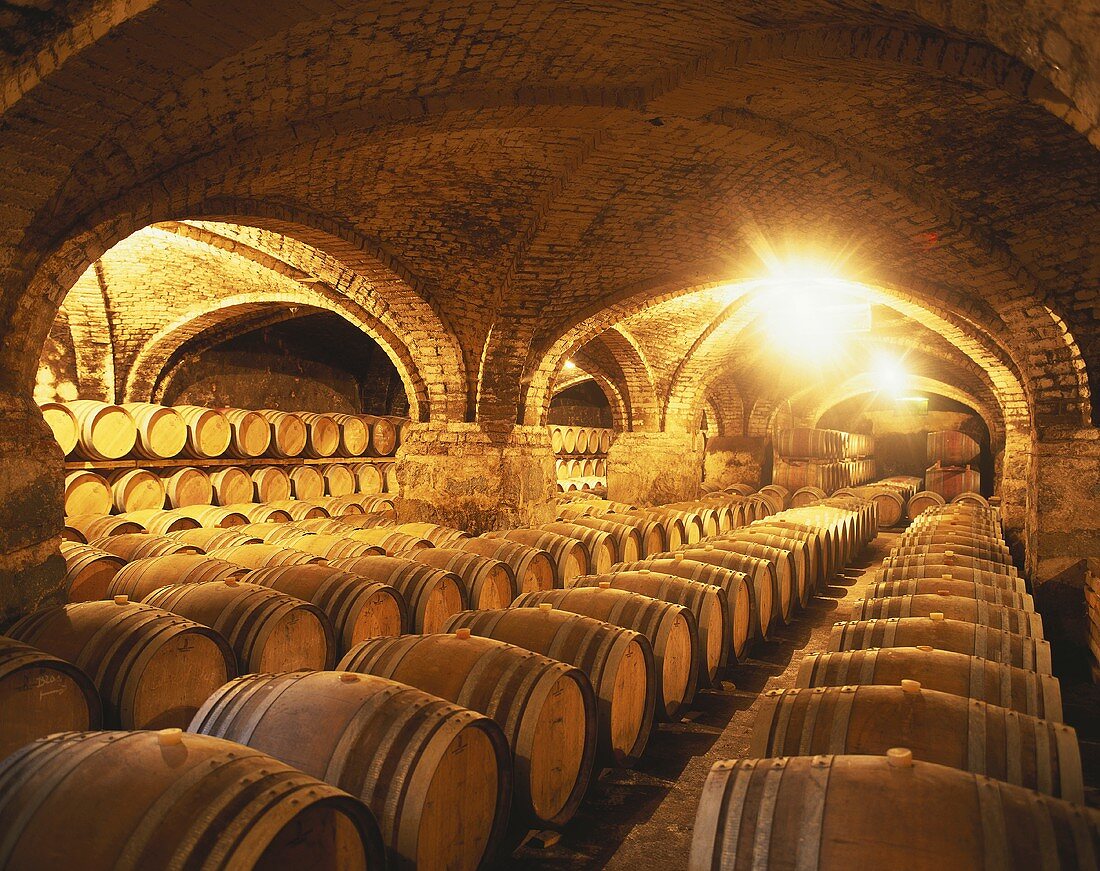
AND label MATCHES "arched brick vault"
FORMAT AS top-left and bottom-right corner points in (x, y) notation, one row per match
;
(59, 263), (115, 402)
(0, 14), (1094, 431)
(549, 367), (627, 432)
